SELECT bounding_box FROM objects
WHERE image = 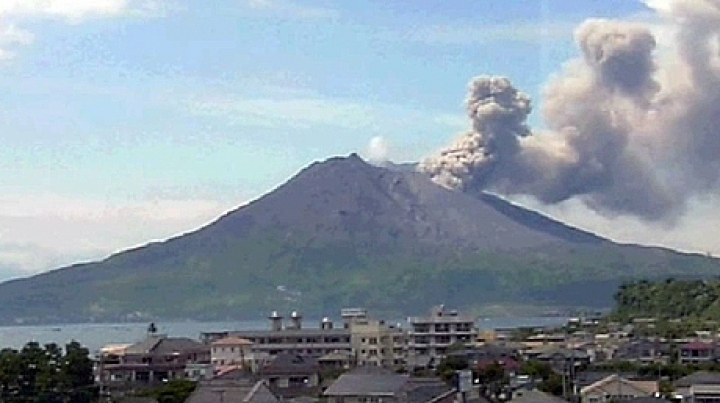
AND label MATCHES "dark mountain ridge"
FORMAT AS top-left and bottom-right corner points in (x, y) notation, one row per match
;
(0, 154), (717, 324)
